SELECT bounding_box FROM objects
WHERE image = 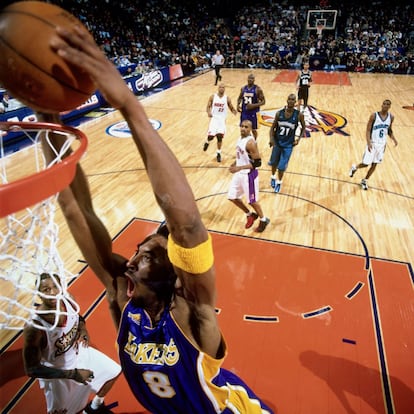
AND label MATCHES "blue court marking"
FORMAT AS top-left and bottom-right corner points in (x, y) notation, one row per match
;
(342, 338), (357, 344)
(346, 281), (365, 299)
(368, 268), (394, 413)
(302, 306), (332, 319)
(243, 315), (279, 323)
